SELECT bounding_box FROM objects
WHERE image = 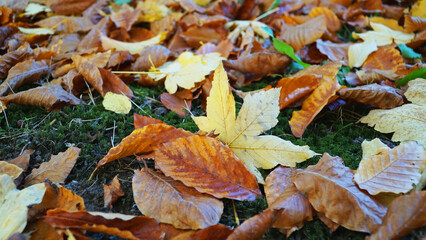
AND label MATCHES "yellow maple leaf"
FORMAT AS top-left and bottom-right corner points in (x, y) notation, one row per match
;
(360, 78), (426, 146)
(102, 92), (132, 114)
(0, 174), (46, 239)
(193, 64), (317, 182)
(148, 51), (224, 94)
